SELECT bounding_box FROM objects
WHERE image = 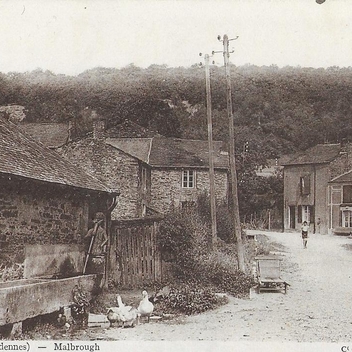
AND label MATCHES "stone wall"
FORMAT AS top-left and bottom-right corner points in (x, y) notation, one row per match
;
(0, 176), (90, 263)
(150, 168), (228, 213)
(58, 139), (140, 219)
